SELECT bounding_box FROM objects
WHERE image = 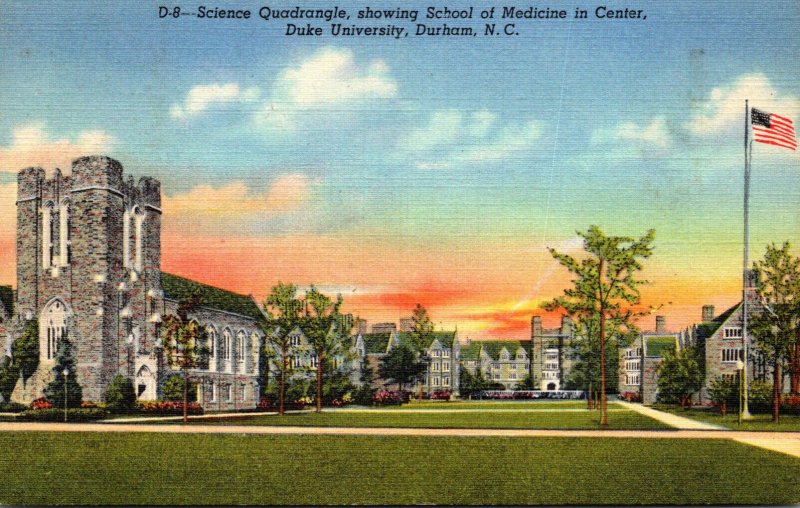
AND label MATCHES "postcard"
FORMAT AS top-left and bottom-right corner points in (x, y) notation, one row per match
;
(0, 1), (798, 505)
